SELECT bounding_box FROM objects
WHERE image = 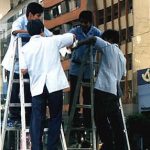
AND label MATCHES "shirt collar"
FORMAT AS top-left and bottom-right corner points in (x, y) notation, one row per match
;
(30, 35), (42, 40)
(79, 25), (94, 36)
